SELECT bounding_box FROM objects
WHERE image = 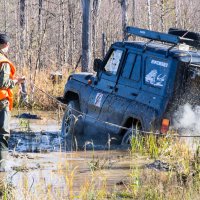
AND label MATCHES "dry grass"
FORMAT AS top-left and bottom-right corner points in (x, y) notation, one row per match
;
(12, 68), (71, 110)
